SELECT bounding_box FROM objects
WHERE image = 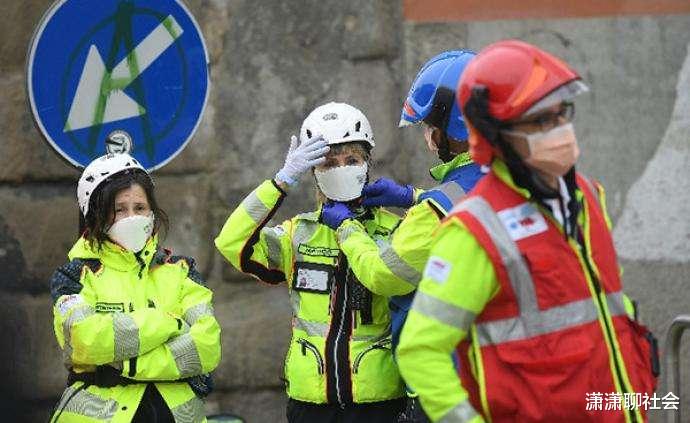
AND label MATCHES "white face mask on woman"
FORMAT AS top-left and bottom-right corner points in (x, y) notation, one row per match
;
(314, 163), (368, 202)
(107, 212), (154, 252)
